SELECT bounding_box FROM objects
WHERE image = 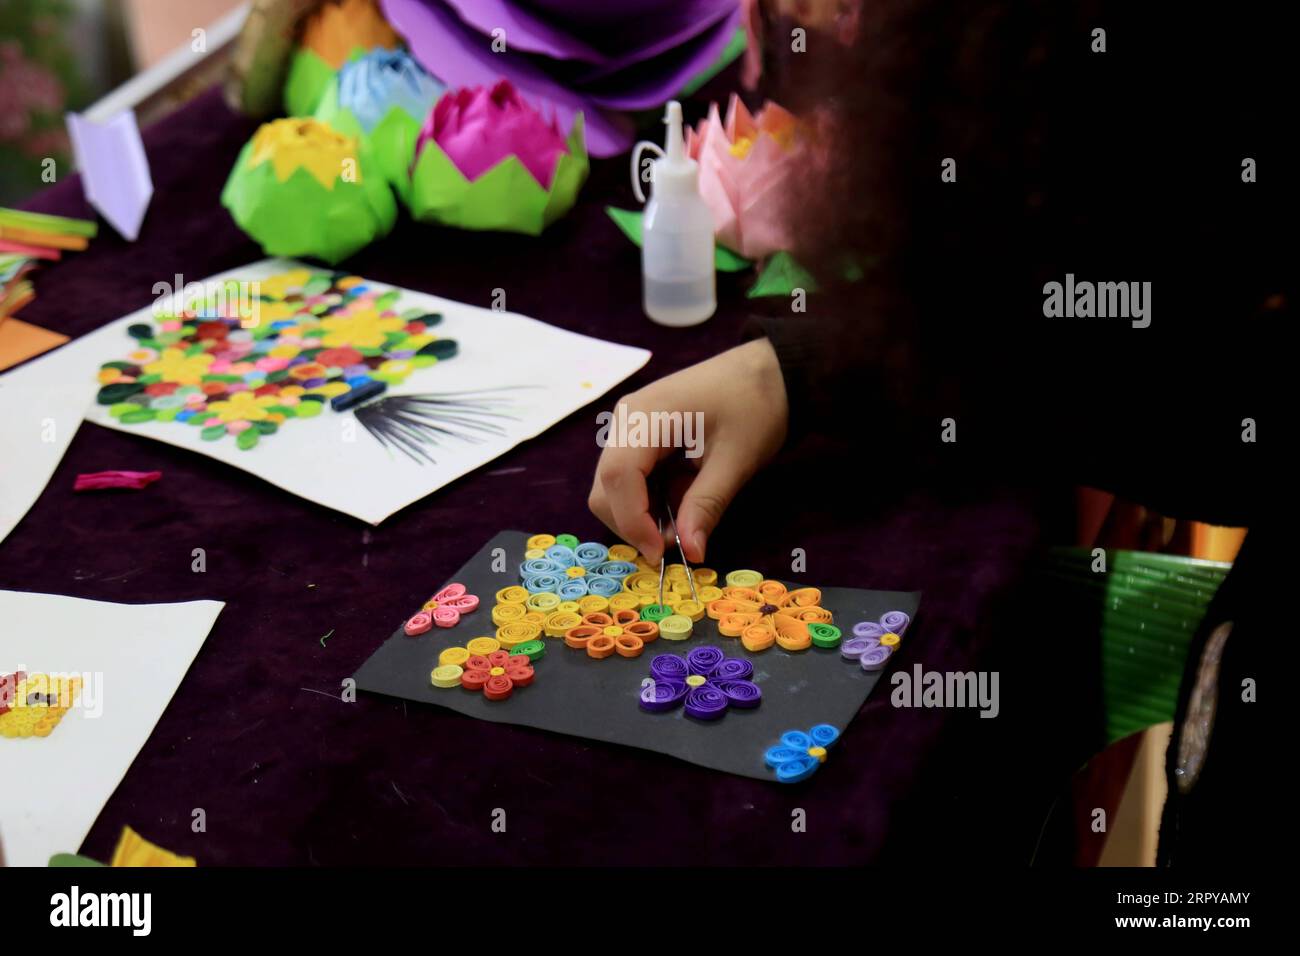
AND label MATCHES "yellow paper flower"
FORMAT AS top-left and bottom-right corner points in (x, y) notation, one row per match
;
(256, 268), (315, 300)
(248, 118), (361, 189)
(109, 827), (196, 867)
(206, 390), (278, 423)
(319, 306), (401, 348)
(144, 348), (214, 385)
